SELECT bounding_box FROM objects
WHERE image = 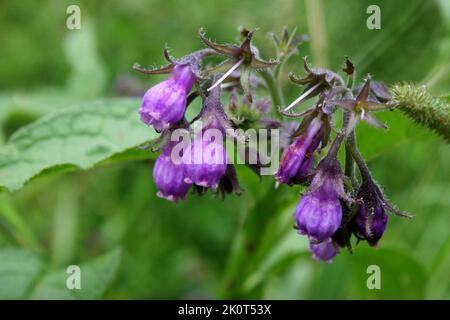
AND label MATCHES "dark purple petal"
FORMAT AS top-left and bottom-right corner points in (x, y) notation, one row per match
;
(356, 203), (388, 247)
(310, 238), (339, 263)
(291, 153), (314, 184)
(275, 118), (323, 185)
